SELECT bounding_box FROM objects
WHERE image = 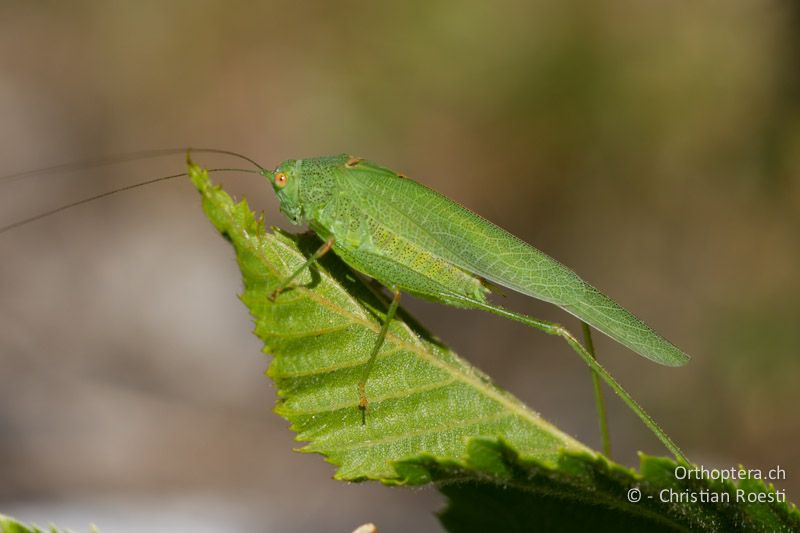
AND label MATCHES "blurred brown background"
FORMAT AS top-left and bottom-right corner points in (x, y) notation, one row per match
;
(1, 1), (798, 531)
